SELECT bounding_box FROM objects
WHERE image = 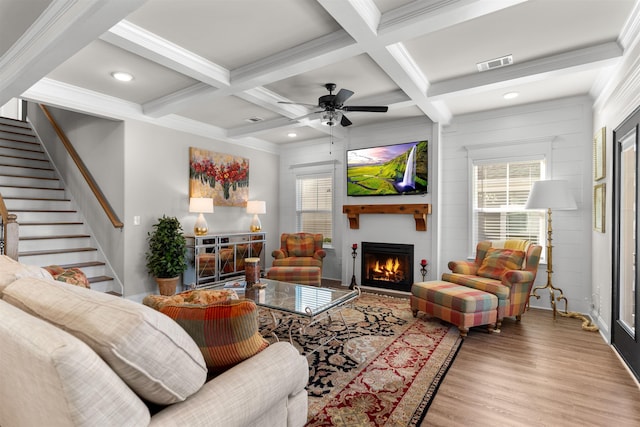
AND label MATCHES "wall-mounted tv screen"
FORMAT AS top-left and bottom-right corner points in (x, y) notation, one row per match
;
(347, 140), (428, 196)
